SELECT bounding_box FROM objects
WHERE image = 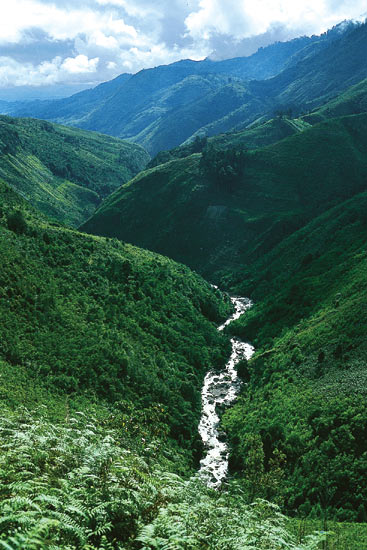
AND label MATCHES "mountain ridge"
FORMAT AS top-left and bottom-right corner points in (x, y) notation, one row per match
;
(3, 20), (364, 155)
